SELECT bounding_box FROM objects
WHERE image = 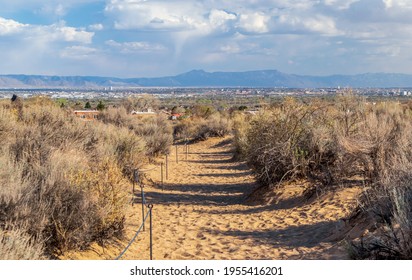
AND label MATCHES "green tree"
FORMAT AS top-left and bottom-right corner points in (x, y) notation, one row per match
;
(56, 98), (67, 108)
(85, 101), (91, 109)
(96, 100), (105, 111)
